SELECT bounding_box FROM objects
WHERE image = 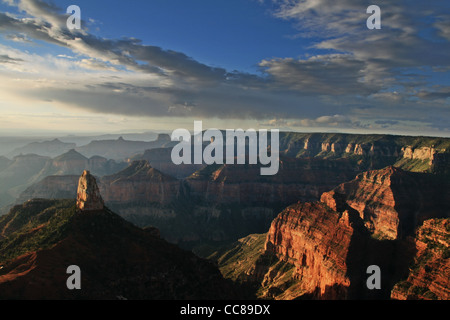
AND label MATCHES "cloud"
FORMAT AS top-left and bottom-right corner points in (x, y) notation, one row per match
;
(0, 53), (22, 63)
(0, 0), (228, 83)
(0, 0), (449, 136)
(434, 17), (450, 40)
(259, 54), (376, 95)
(4, 32), (33, 43)
(416, 88), (450, 100)
(273, 0), (450, 78)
